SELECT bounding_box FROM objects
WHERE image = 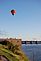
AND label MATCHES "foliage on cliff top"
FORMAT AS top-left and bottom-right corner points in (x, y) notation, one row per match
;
(0, 41), (29, 61)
